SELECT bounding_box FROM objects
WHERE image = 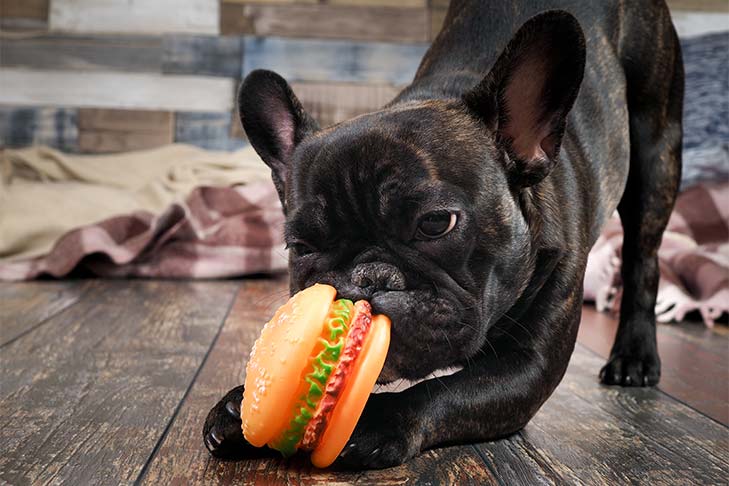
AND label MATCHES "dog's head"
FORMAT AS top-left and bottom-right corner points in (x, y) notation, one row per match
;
(239, 12), (585, 382)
